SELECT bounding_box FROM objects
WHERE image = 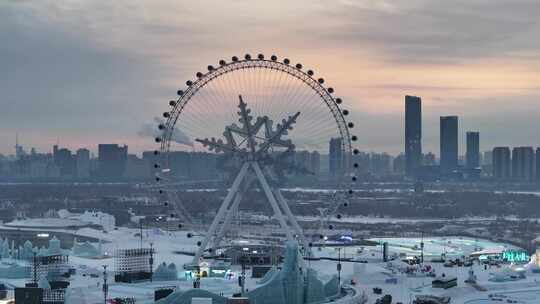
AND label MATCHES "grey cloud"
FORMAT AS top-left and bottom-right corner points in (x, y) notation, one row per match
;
(312, 0), (540, 64)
